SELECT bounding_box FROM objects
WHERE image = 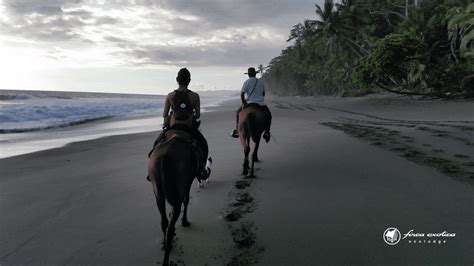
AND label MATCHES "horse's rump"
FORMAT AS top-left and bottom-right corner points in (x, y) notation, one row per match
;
(162, 139), (196, 206)
(150, 128), (199, 168)
(165, 128), (192, 141)
(238, 105), (265, 143)
(149, 137), (197, 206)
(237, 104), (266, 177)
